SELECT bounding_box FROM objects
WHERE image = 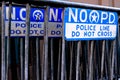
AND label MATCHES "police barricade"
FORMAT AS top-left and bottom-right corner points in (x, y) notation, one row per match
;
(0, 0), (120, 80)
